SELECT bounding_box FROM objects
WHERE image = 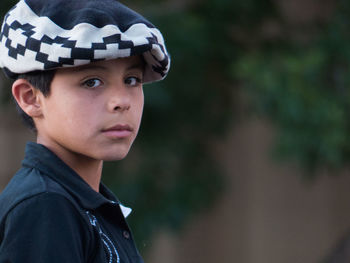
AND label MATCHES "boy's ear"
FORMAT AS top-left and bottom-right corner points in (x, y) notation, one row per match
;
(12, 79), (43, 118)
